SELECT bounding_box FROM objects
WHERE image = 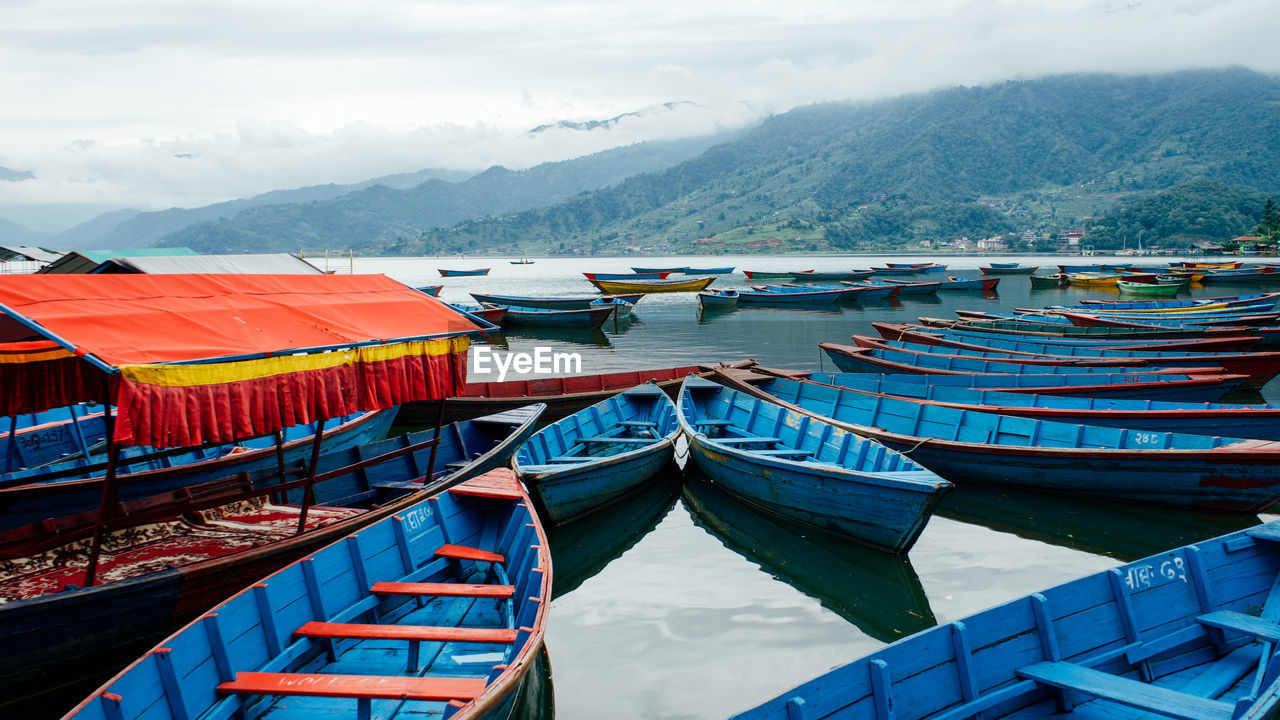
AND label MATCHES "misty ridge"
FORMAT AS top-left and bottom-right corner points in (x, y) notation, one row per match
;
(4, 68), (1280, 255)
